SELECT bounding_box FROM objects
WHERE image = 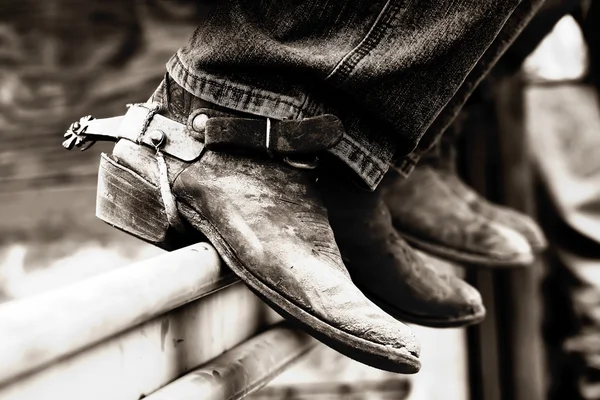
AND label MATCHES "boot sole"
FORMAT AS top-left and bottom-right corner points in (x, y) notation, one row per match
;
(395, 230), (534, 268)
(360, 288), (486, 328)
(96, 154), (421, 374)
